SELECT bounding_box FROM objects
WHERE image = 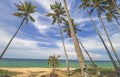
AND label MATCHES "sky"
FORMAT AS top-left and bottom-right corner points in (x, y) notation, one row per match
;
(0, 0), (120, 60)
